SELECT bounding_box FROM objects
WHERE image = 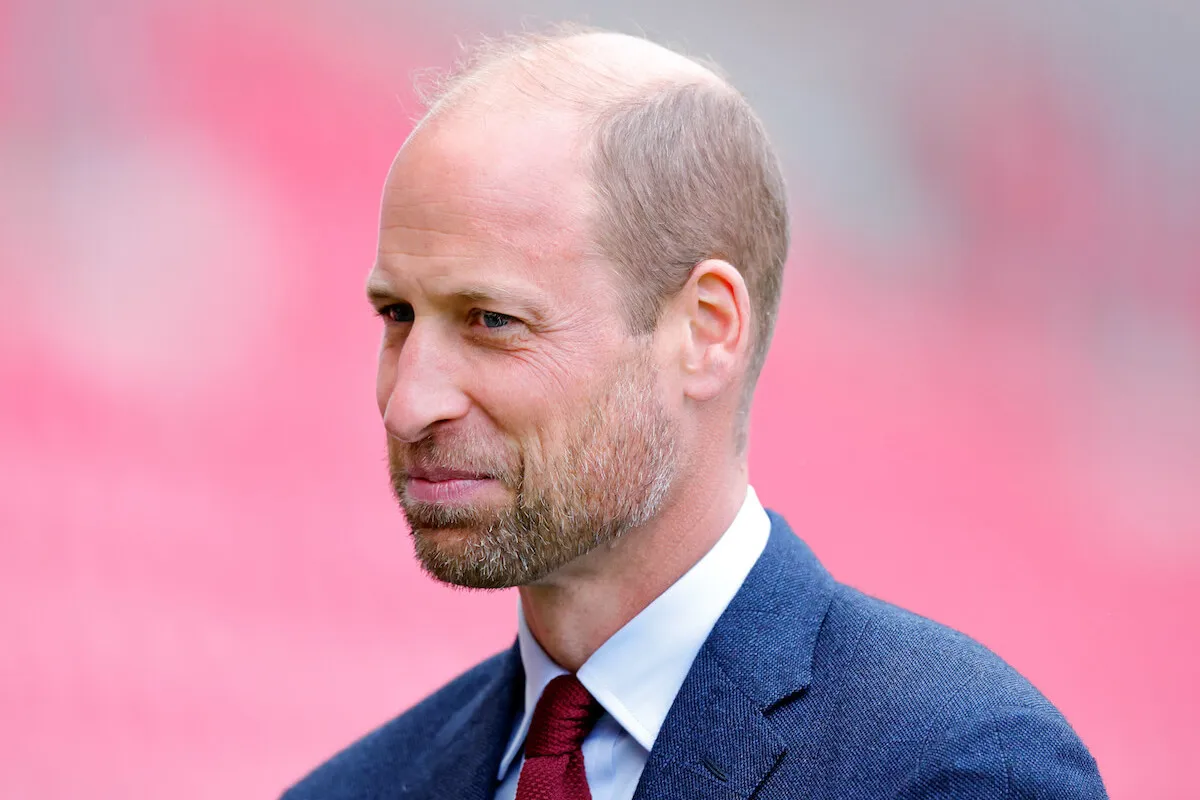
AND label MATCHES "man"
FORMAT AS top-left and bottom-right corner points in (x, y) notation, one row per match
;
(285, 26), (1106, 800)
